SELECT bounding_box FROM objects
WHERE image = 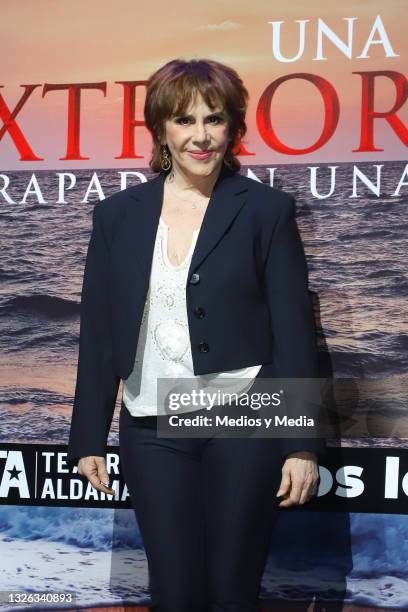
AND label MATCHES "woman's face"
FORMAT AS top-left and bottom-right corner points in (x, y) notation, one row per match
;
(163, 93), (230, 181)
